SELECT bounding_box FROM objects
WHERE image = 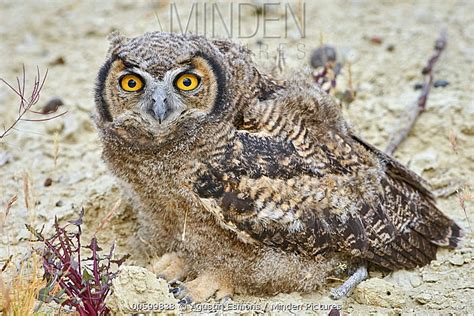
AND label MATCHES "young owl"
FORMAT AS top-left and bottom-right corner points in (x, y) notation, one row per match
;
(94, 31), (462, 303)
